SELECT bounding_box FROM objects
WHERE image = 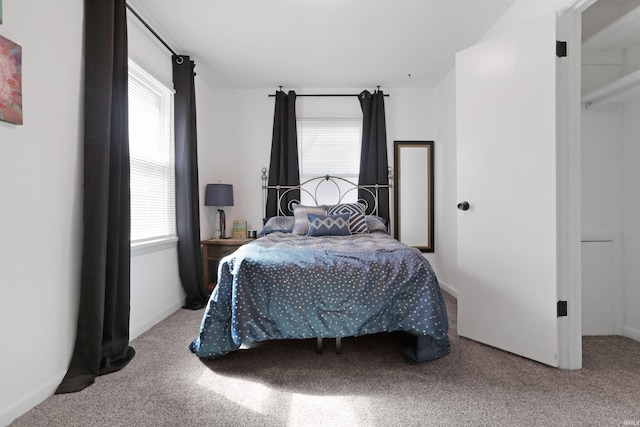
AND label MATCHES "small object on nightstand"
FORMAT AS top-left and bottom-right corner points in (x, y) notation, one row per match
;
(232, 221), (247, 239)
(201, 238), (253, 296)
